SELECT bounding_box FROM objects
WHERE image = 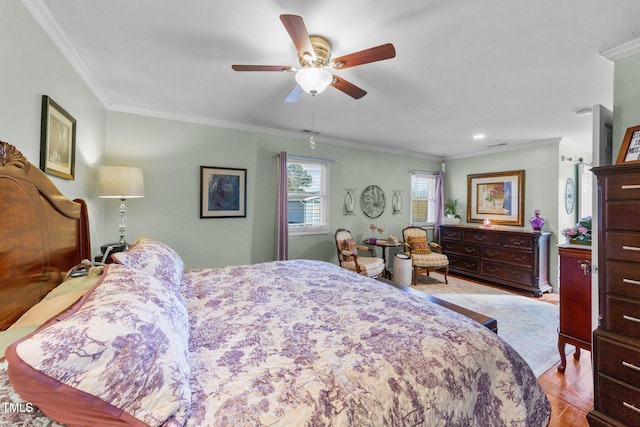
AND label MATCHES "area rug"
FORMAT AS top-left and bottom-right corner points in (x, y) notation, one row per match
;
(413, 273), (571, 377)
